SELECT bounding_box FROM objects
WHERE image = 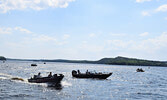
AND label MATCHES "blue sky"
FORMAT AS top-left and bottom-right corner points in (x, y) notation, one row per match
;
(0, 0), (167, 61)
